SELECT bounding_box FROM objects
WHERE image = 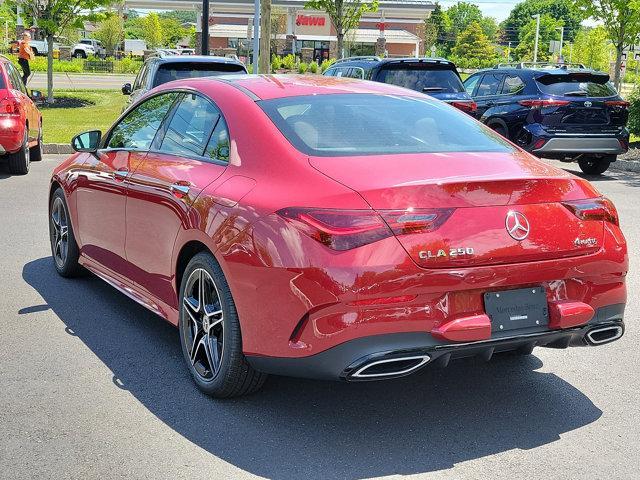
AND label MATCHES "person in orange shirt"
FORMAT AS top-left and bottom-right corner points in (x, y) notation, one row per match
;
(18, 31), (35, 85)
